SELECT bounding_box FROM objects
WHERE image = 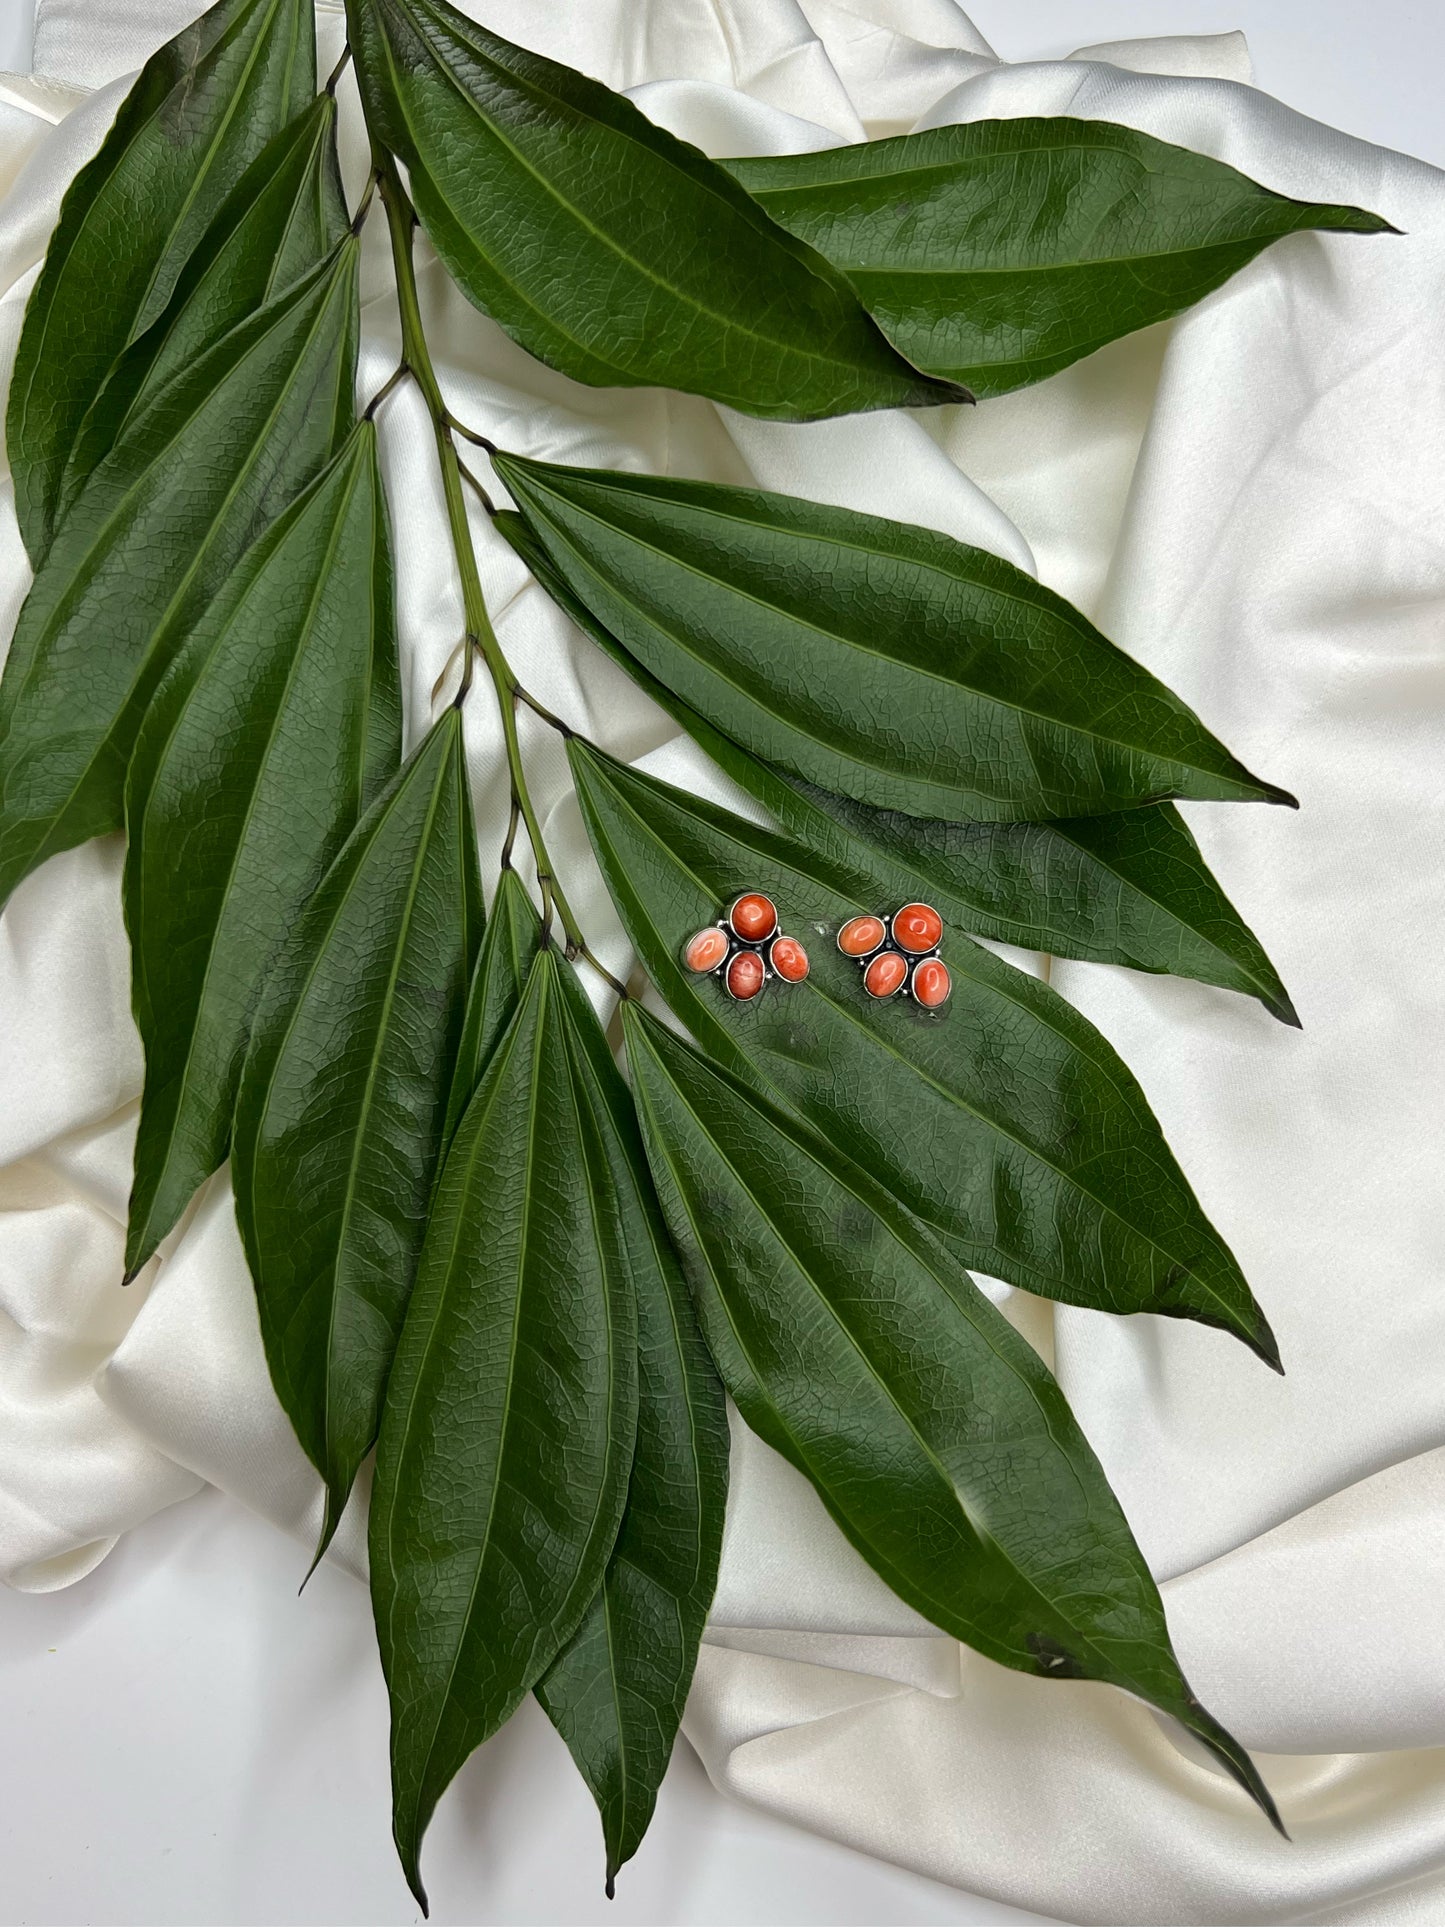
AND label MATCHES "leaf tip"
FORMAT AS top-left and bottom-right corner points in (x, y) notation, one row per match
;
(1341, 206), (1403, 237)
(605, 1872), (616, 1901)
(303, 1483), (349, 1590)
(1267, 988), (1303, 1031)
(122, 1215), (159, 1287)
(1251, 1321), (1286, 1377)
(398, 1841), (430, 1918)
